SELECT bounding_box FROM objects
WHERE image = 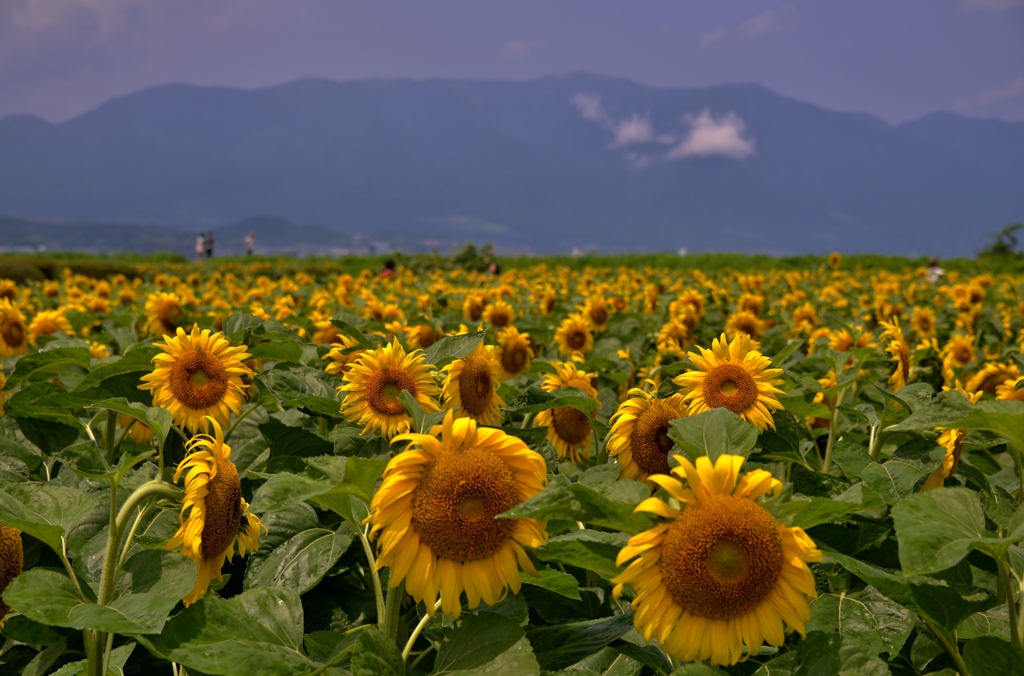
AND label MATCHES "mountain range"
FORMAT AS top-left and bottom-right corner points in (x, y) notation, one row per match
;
(0, 73), (1022, 255)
